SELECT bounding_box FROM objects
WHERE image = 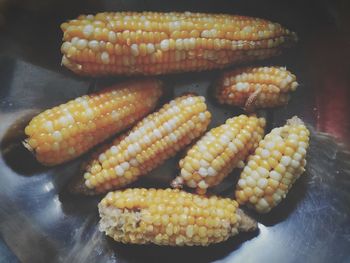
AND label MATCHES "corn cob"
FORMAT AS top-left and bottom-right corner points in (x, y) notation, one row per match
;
(23, 79), (163, 166)
(215, 66), (298, 112)
(172, 115), (265, 194)
(98, 188), (257, 246)
(235, 116), (310, 213)
(61, 12), (297, 76)
(78, 94), (211, 194)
